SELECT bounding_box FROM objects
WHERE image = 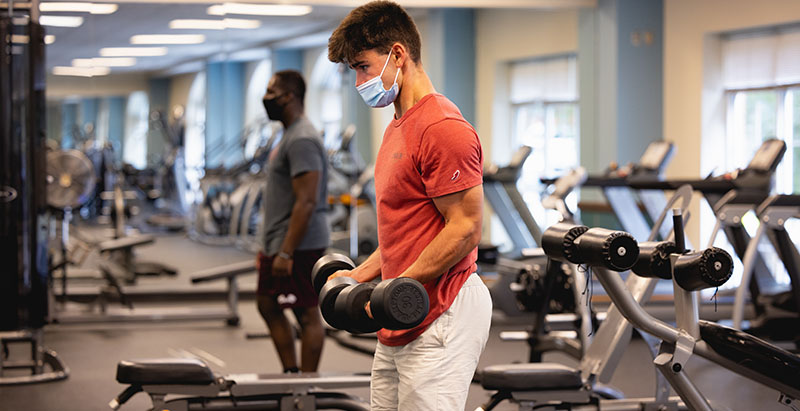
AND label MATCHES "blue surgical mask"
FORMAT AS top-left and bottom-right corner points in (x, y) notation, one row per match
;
(356, 53), (400, 108)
